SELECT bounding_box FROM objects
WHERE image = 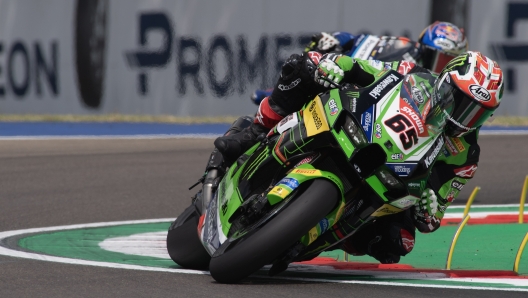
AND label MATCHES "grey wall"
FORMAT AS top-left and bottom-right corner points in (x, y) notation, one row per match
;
(0, 0), (525, 116)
